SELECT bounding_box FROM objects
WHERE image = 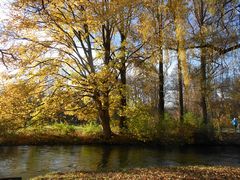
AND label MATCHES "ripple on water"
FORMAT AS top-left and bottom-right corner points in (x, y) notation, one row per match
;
(0, 145), (240, 179)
